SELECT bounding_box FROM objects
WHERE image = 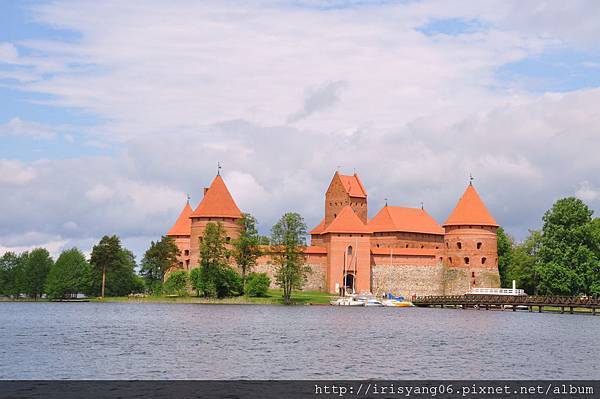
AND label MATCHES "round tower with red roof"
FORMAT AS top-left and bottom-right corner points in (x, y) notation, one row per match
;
(442, 183), (500, 294)
(188, 174), (243, 269)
